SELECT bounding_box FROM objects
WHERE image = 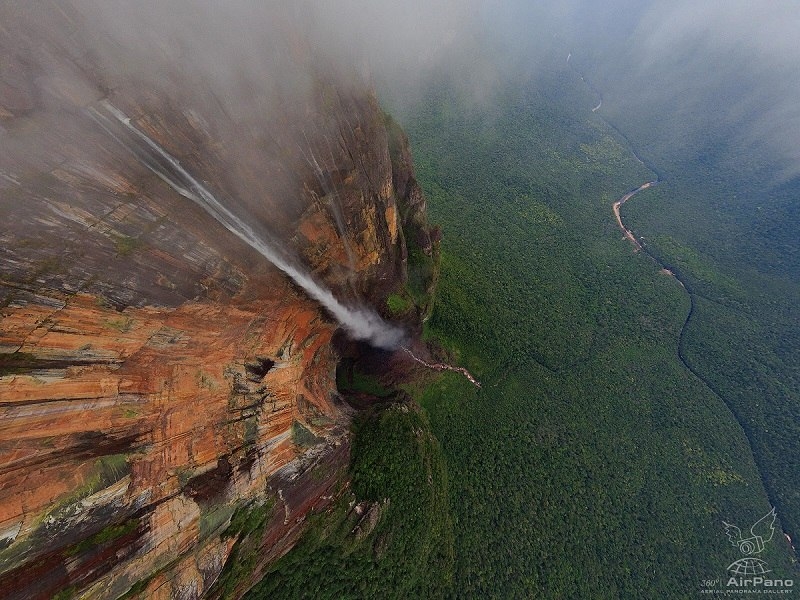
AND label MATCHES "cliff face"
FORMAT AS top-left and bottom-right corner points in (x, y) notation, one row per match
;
(0, 7), (429, 598)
